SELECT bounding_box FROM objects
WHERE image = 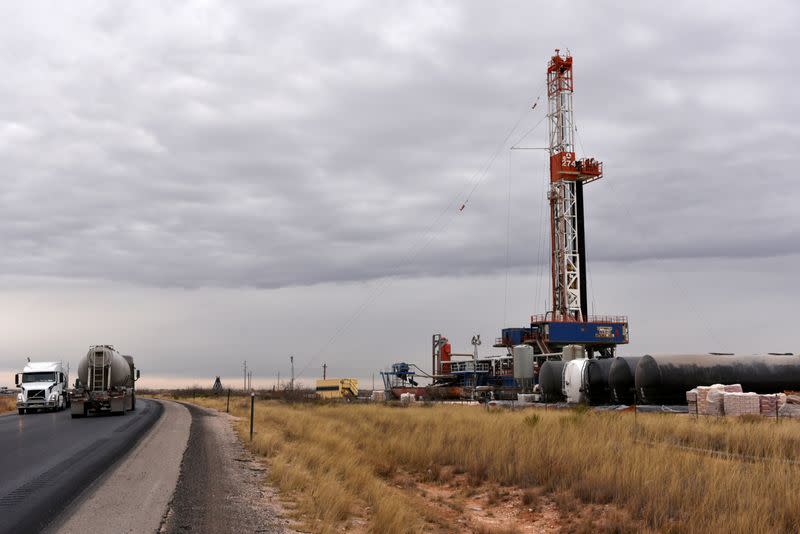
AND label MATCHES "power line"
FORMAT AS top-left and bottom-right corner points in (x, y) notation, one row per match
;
(296, 90), (546, 379)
